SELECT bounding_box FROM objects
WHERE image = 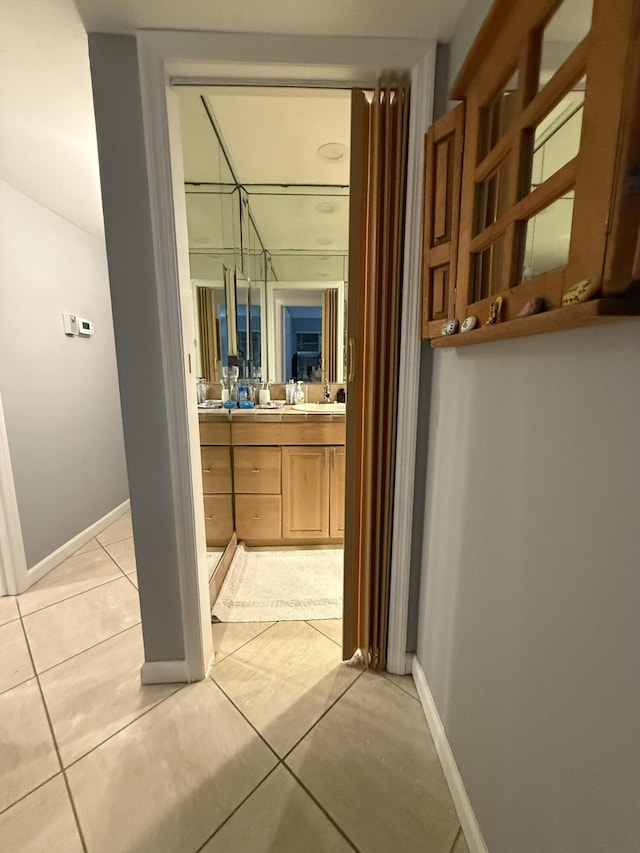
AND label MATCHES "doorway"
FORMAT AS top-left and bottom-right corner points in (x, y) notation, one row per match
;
(179, 87), (350, 645)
